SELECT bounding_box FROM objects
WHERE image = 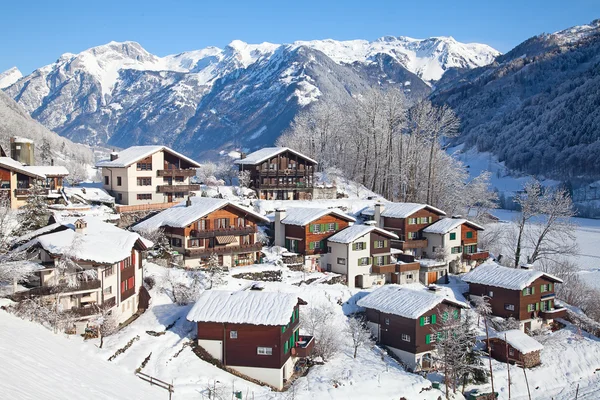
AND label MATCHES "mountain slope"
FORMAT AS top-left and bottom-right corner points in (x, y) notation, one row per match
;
(0, 67), (22, 89)
(4, 37), (498, 158)
(432, 19), (600, 182)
